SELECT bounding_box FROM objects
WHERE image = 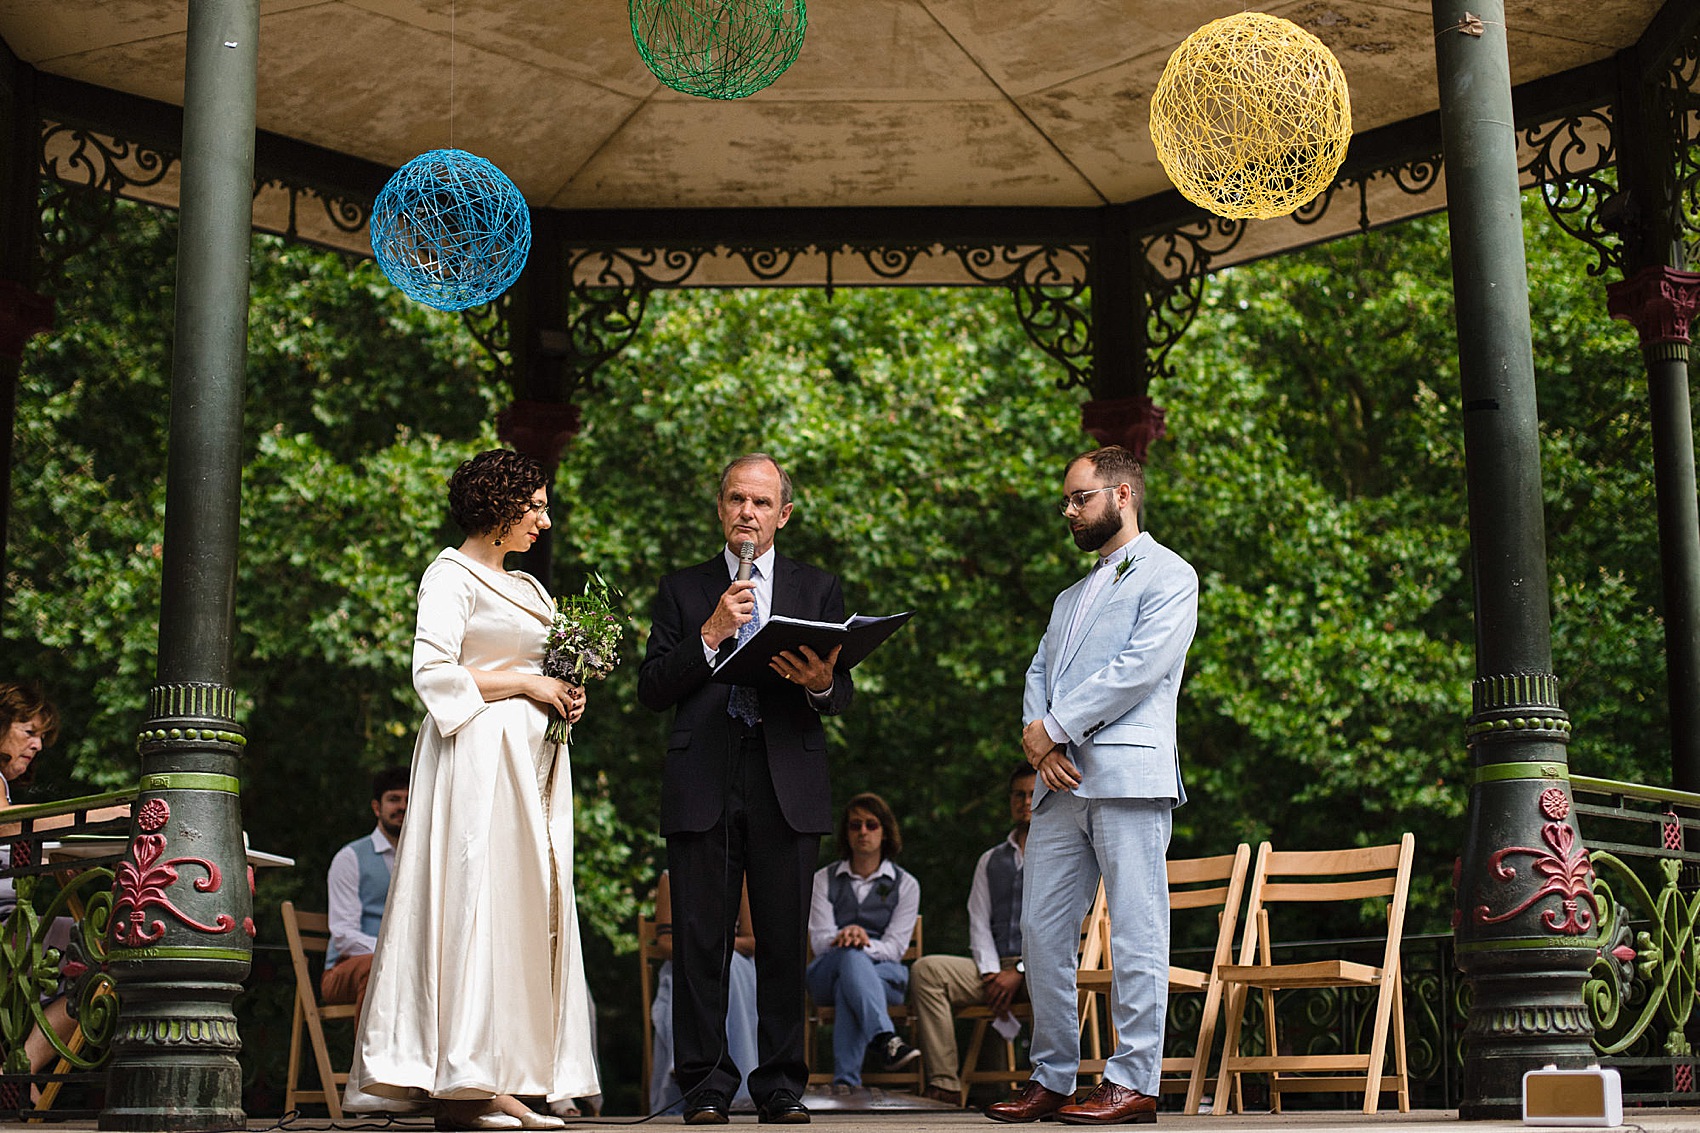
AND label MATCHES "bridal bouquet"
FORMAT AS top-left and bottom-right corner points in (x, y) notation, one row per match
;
(542, 573), (623, 743)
